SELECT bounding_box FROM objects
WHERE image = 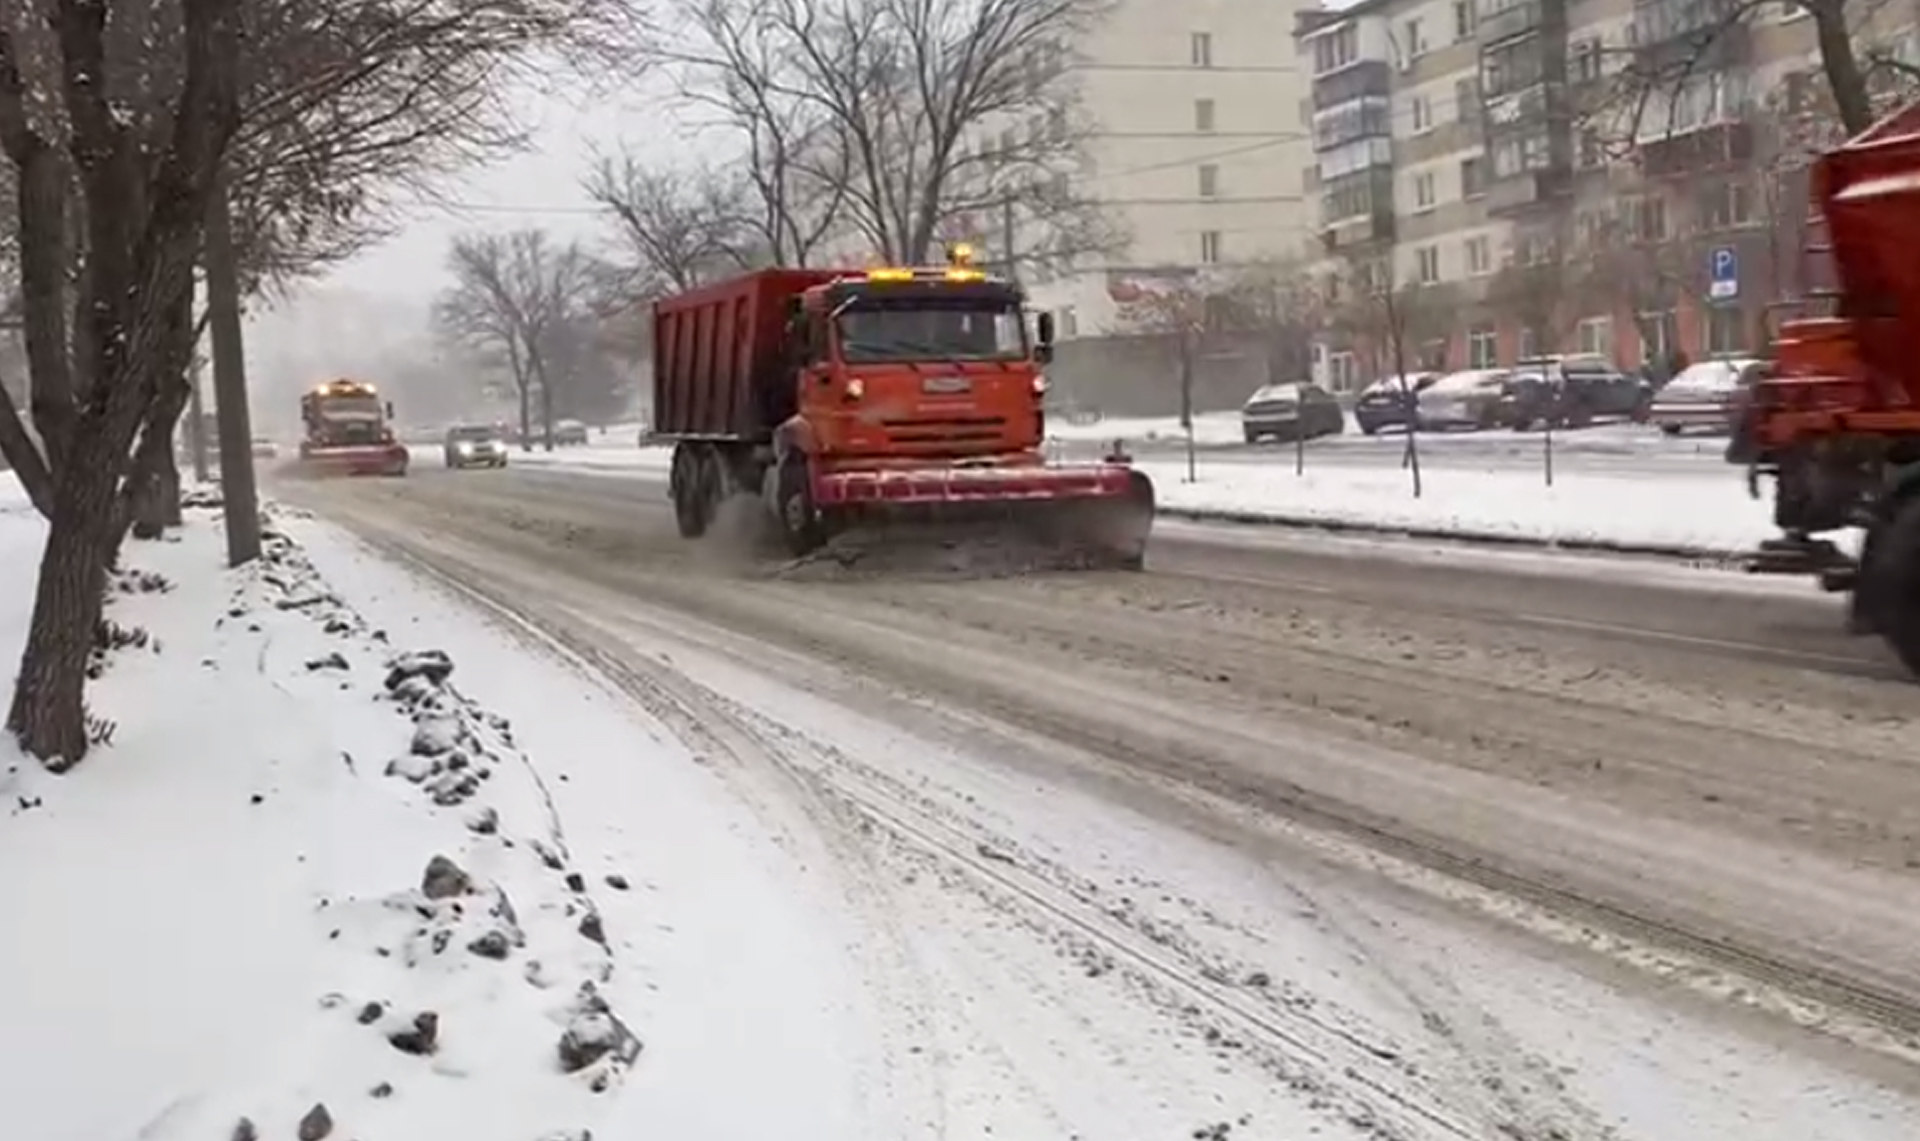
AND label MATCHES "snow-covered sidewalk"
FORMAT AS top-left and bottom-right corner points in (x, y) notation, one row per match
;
(0, 490), (850, 1141)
